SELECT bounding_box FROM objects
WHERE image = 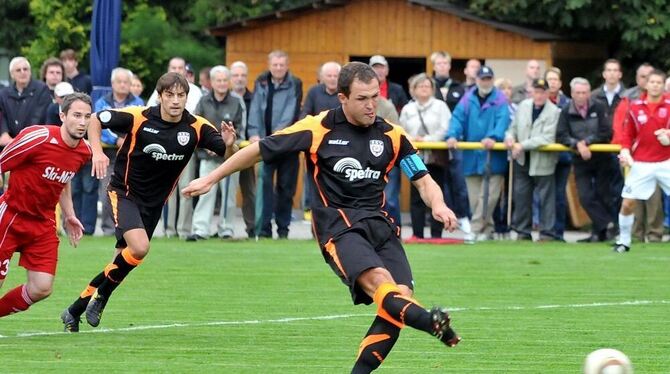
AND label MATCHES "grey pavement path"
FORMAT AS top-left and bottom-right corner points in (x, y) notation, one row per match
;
(96, 209), (668, 244)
